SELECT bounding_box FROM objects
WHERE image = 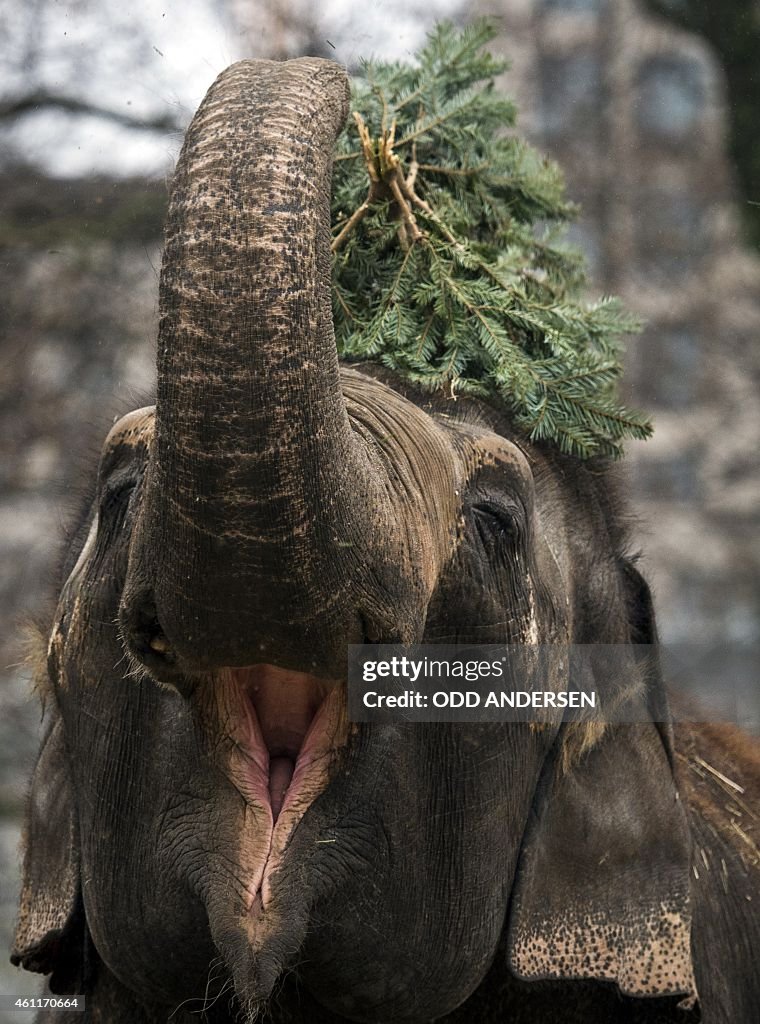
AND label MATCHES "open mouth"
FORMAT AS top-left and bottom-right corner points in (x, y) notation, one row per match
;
(218, 664), (346, 910)
(237, 665), (339, 820)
